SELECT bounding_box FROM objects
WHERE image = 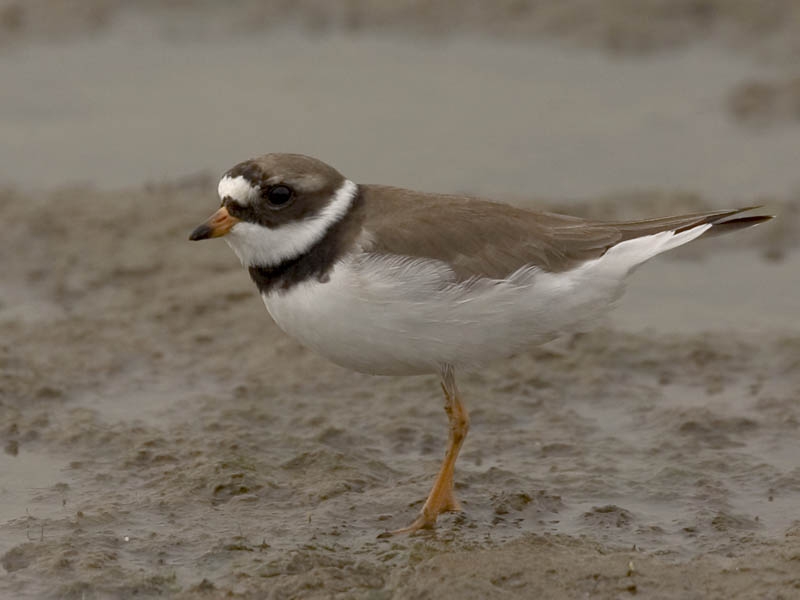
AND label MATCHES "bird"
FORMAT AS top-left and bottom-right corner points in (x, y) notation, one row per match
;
(189, 153), (772, 533)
